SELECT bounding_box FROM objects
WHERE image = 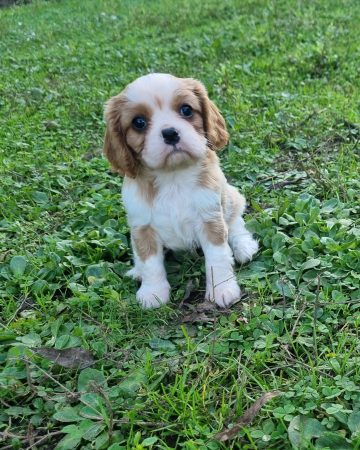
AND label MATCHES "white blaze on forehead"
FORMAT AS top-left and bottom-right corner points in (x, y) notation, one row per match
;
(125, 73), (182, 106)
